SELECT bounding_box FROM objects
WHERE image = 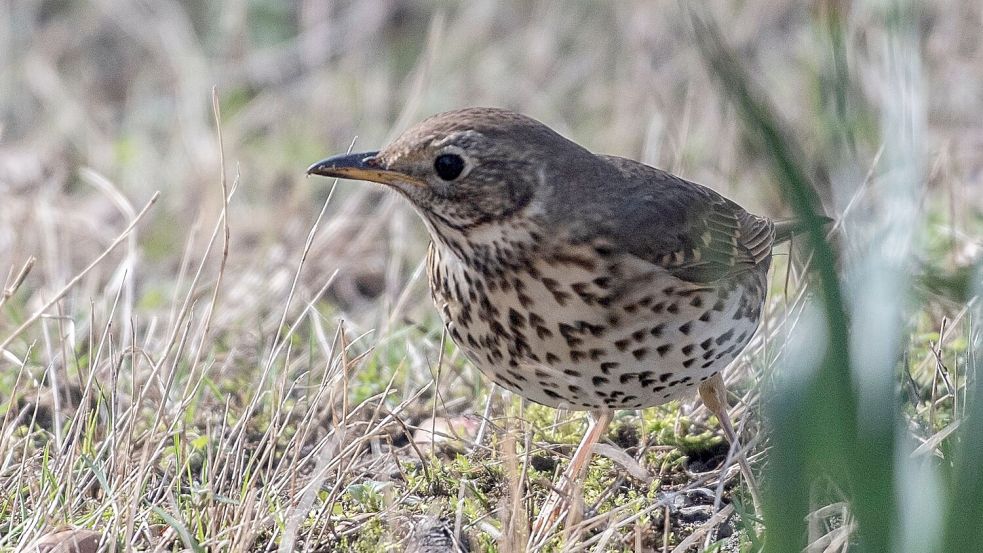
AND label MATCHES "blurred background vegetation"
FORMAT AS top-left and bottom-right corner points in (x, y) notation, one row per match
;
(0, 1), (981, 551)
